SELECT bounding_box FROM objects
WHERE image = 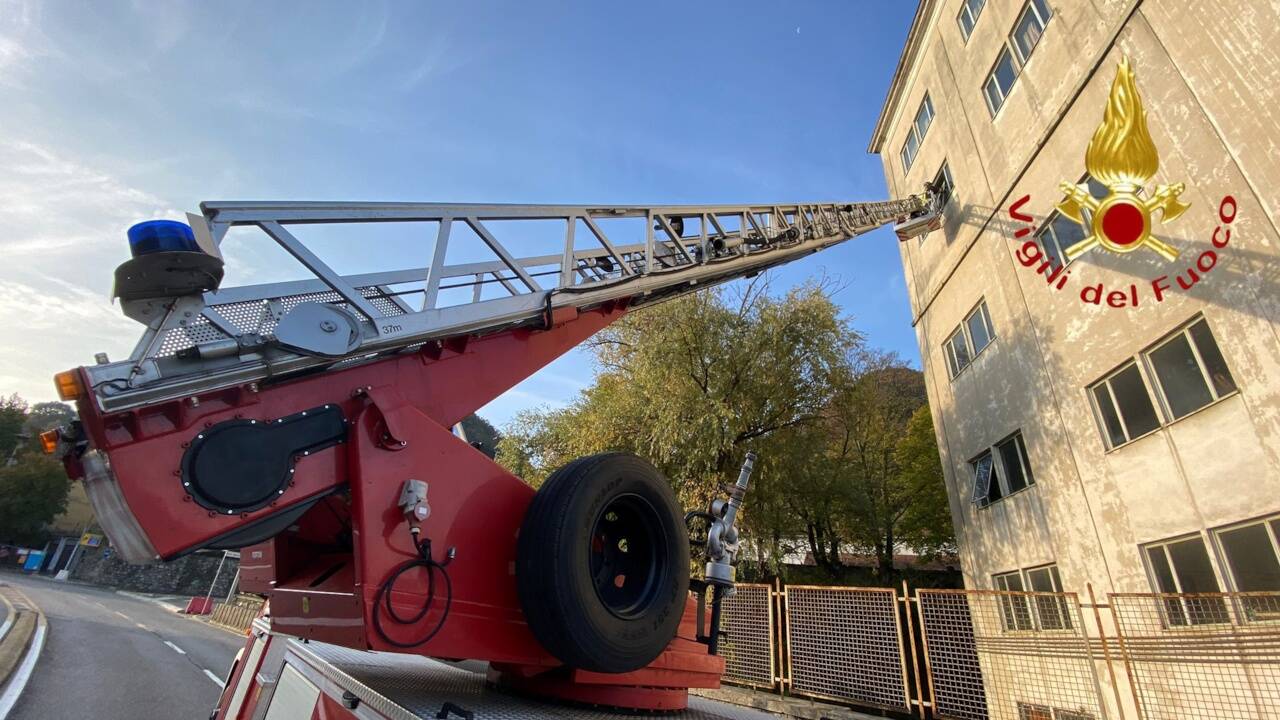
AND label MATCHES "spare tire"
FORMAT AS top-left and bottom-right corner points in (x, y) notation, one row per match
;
(516, 453), (689, 673)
